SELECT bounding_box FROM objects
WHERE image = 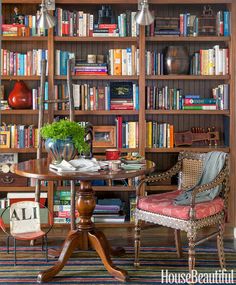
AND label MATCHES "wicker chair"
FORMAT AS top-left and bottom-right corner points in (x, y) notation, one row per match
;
(134, 152), (229, 274)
